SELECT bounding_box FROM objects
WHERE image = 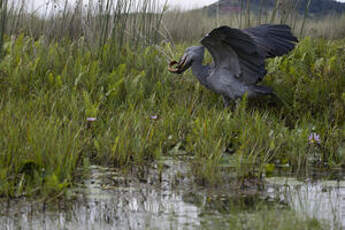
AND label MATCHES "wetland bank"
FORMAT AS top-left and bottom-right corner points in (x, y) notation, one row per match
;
(1, 0), (345, 229)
